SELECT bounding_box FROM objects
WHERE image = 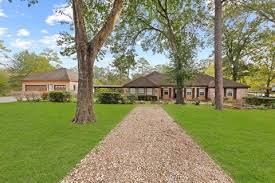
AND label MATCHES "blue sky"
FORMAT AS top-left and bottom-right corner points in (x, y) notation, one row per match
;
(0, 0), (212, 68)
